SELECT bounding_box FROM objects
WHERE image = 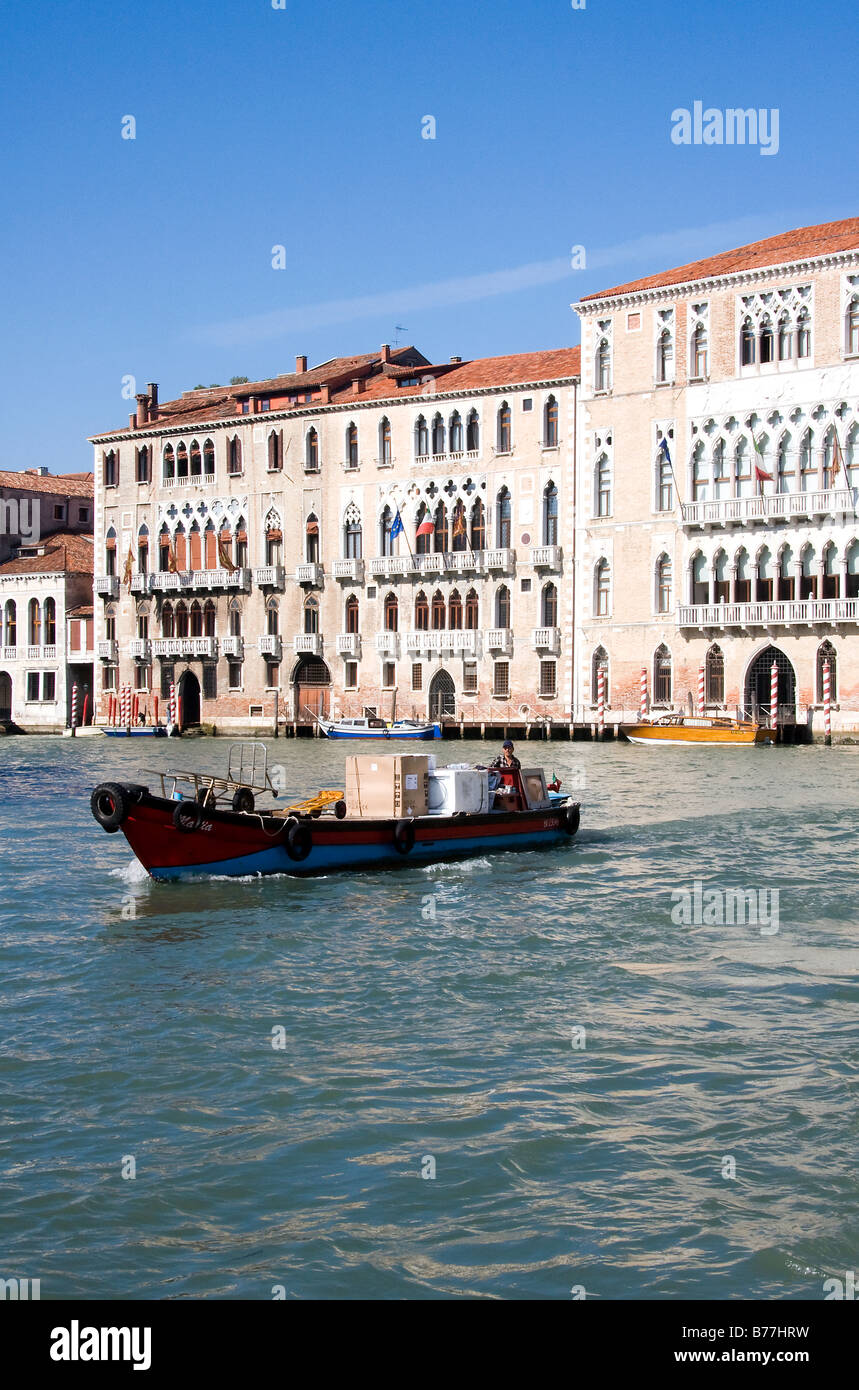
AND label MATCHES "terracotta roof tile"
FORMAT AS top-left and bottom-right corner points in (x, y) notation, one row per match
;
(329, 349), (581, 404)
(0, 532), (94, 576)
(0, 469), (94, 499)
(580, 217), (859, 302)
